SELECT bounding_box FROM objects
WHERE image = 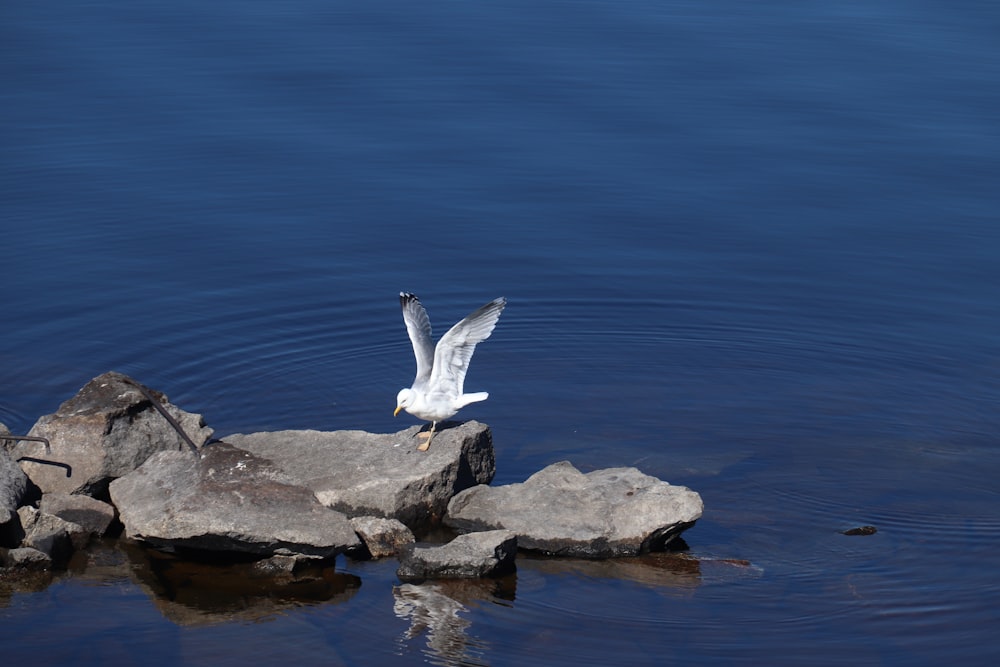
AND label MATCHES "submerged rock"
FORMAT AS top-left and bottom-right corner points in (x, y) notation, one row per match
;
(109, 441), (360, 558)
(349, 516), (416, 559)
(6, 372), (214, 497)
(2, 546), (52, 571)
(446, 461), (703, 558)
(396, 530), (517, 581)
(223, 420), (495, 529)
